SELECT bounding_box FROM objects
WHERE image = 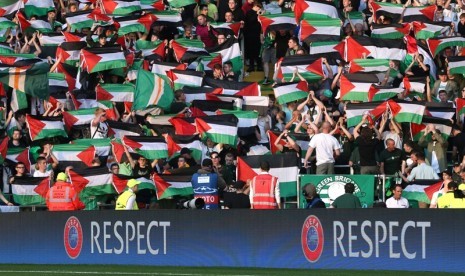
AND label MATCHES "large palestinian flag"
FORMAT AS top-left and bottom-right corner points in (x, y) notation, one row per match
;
(0, 0), (23, 17)
(370, 23), (409, 40)
(195, 114), (238, 145)
(410, 116), (453, 141)
(122, 136), (168, 160)
(153, 174), (193, 199)
(101, 0), (141, 15)
(71, 138), (111, 160)
(23, 0), (55, 18)
(403, 179), (441, 204)
(345, 101), (381, 127)
(339, 73), (379, 102)
(299, 19), (341, 43)
(25, 115), (67, 141)
(5, 147), (32, 172)
(69, 166), (115, 195)
(107, 120), (143, 139)
(11, 176), (49, 205)
(171, 38), (208, 63)
(207, 38), (243, 73)
(52, 144), (96, 168)
(427, 36), (465, 57)
(237, 153), (300, 197)
(190, 100), (235, 117)
(80, 47), (127, 73)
